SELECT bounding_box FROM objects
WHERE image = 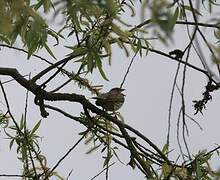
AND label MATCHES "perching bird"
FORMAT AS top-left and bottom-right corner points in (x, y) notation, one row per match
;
(93, 88), (125, 111)
(169, 49), (184, 59)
